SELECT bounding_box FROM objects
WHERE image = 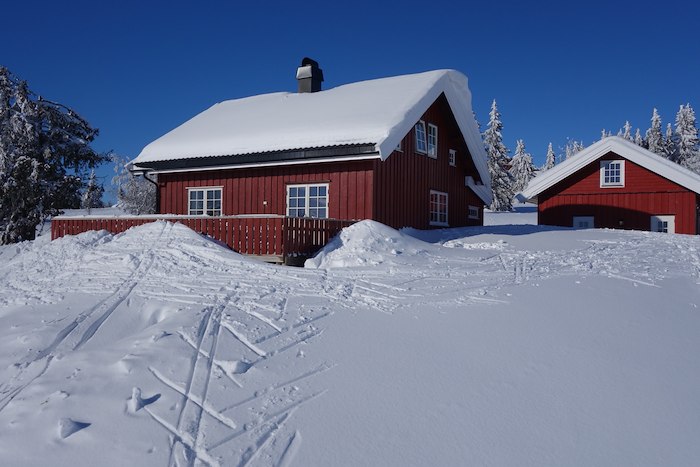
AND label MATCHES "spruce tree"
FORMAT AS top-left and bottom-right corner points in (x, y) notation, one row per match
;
(483, 100), (513, 211)
(543, 142), (556, 170)
(664, 123), (677, 161)
(111, 153), (157, 215)
(634, 128), (645, 148)
(565, 139), (584, 159)
(0, 66), (104, 243)
(509, 139), (535, 193)
(645, 108), (664, 156)
(81, 169), (104, 212)
(619, 121), (633, 141)
(675, 104), (700, 172)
